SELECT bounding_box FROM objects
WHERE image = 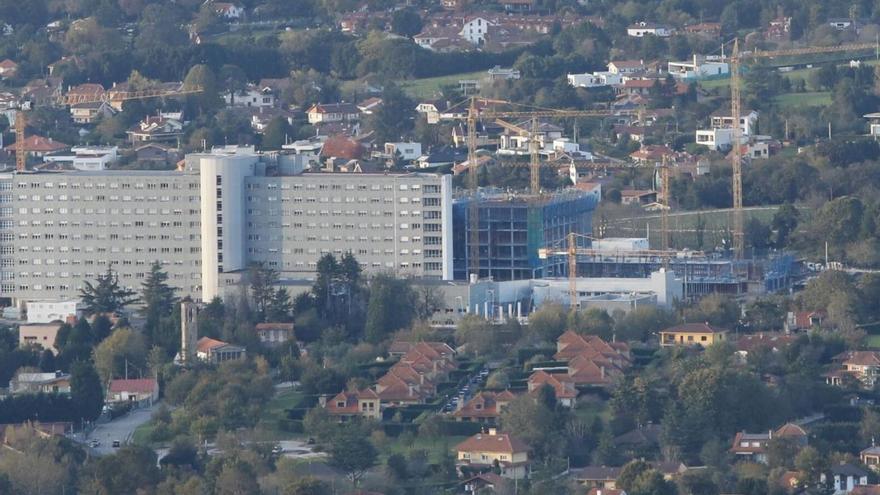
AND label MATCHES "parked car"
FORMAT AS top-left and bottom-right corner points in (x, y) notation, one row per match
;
(112, 440), (120, 448)
(89, 440), (100, 448)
